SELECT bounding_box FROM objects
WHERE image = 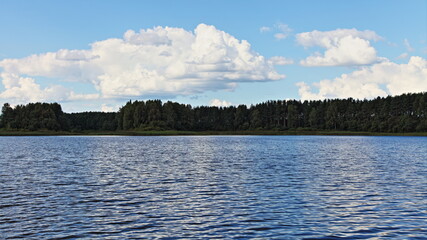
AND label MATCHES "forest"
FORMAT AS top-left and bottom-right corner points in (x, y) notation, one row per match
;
(0, 92), (426, 133)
